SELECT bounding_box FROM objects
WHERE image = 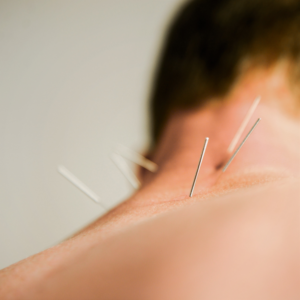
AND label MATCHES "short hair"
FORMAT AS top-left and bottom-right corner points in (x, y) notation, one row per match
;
(149, 0), (300, 146)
